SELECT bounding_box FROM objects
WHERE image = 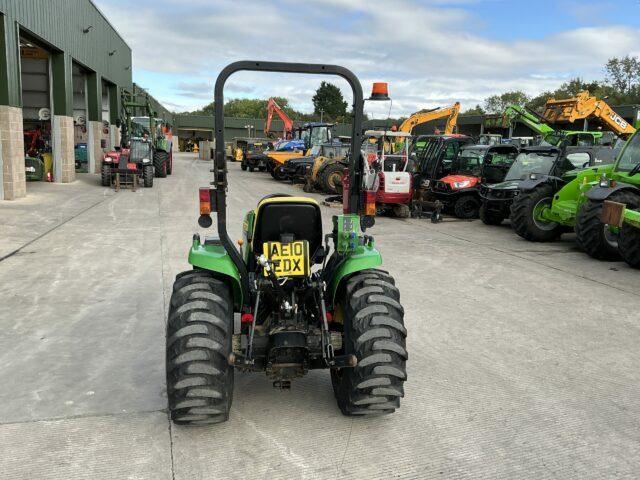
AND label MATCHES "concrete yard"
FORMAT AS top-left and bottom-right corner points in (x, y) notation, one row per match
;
(1, 152), (639, 479)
